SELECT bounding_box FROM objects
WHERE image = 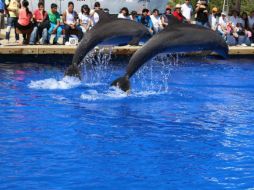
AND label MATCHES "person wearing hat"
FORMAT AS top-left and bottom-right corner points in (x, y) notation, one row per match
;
(173, 4), (184, 22)
(209, 7), (219, 31)
(217, 11), (229, 40)
(161, 7), (172, 27)
(195, 0), (209, 27)
(181, 0), (193, 23)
